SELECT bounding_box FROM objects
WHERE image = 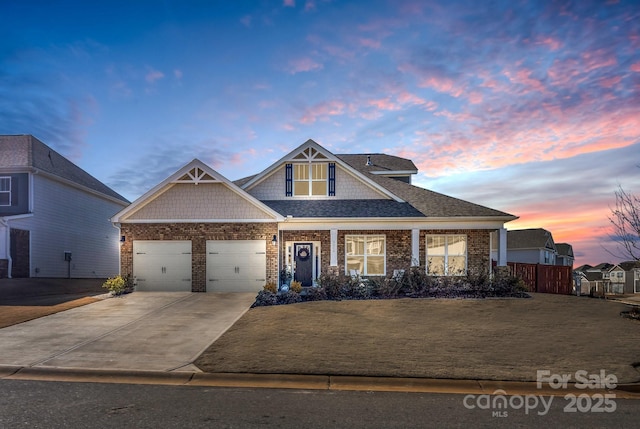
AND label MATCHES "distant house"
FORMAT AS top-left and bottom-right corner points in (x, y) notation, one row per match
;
(504, 228), (558, 265)
(575, 263), (614, 295)
(0, 135), (129, 278)
(555, 243), (574, 267)
(609, 261), (640, 294)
